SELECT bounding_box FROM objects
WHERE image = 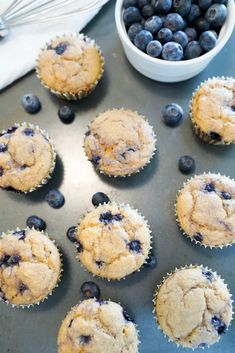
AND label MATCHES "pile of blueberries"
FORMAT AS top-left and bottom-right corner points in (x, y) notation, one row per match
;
(123, 0), (228, 61)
